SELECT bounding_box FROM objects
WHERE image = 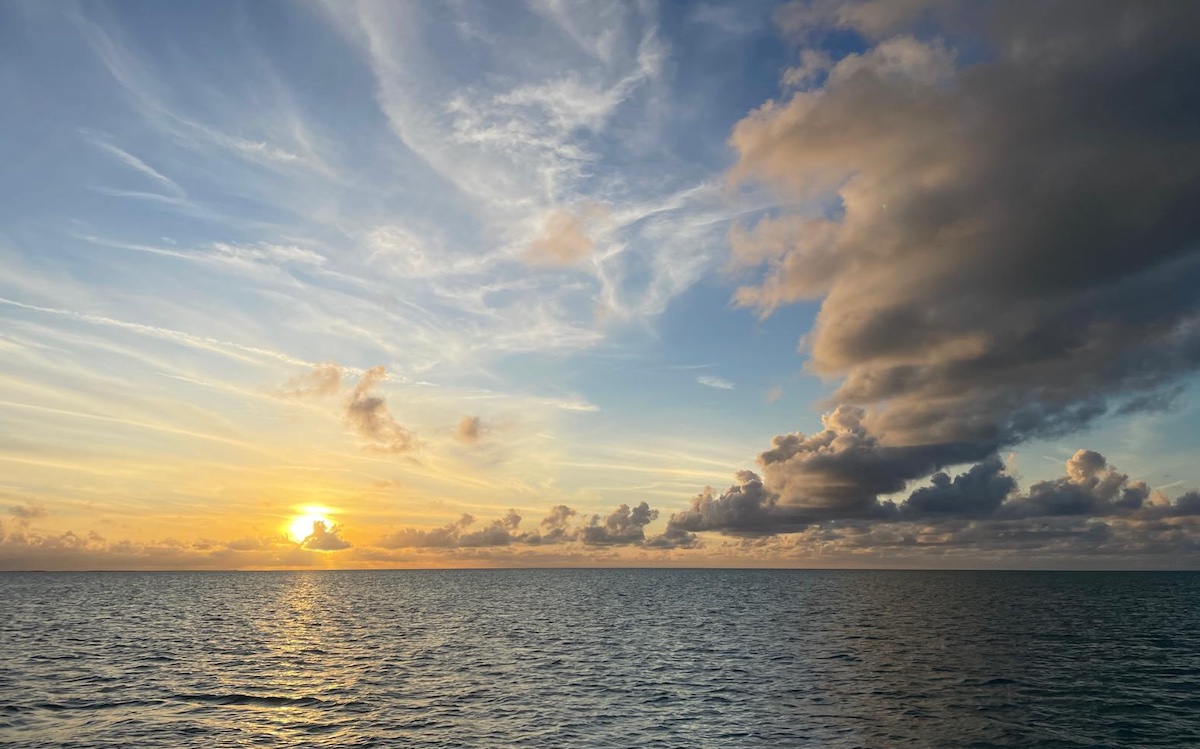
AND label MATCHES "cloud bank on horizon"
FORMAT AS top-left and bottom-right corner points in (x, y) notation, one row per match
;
(1, 0), (1199, 569)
